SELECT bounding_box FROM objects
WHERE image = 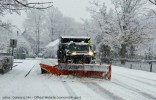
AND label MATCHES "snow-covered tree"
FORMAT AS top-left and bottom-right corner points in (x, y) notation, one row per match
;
(86, 1), (120, 59)
(0, 0), (52, 54)
(23, 6), (85, 56)
(23, 9), (45, 55)
(86, 0), (154, 62)
(45, 7), (64, 41)
(0, 0), (52, 28)
(111, 0), (150, 61)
